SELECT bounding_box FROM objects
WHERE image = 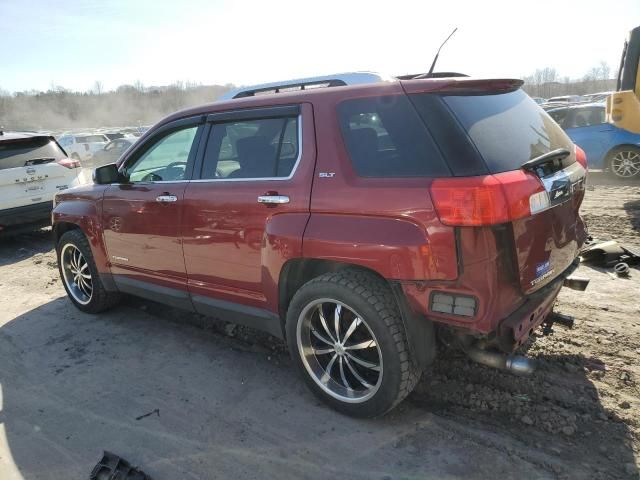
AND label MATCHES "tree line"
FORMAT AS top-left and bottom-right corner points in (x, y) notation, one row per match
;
(521, 61), (615, 98)
(0, 81), (233, 132)
(0, 61), (618, 131)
